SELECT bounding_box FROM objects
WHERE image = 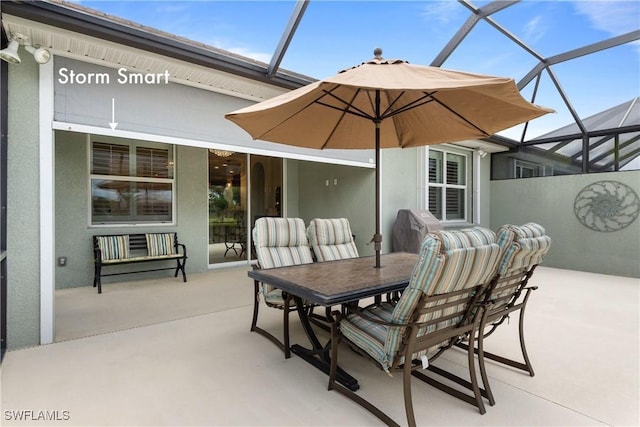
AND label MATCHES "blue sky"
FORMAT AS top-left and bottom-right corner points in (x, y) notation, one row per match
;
(74, 1), (639, 138)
